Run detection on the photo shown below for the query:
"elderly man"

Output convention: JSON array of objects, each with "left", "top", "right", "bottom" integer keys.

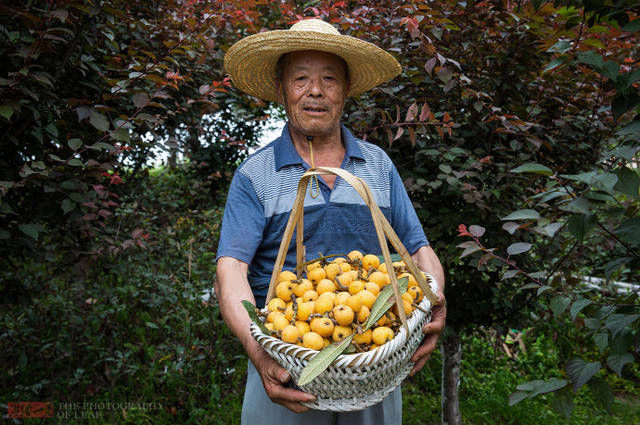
[{"left": 215, "top": 19, "right": 446, "bottom": 424}]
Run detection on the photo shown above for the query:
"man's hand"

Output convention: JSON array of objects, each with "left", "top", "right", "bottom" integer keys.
[
  {"left": 254, "top": 353, "right": 317, "bottom": 413},
  {"left": 409, "top": 292, "right": 446, "bottom": 376}
]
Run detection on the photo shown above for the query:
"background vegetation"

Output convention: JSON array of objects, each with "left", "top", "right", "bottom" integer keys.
[{"left": 1, "top": 0, "right": 638, "bottom": 423}]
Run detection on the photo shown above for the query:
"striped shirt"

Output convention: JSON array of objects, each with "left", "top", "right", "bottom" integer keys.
[{"left": 216, "top": 123, "right": 428, "bottom": 307}]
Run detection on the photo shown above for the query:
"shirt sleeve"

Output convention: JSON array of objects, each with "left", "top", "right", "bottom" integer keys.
[
  {"left": 389, "top": 163, "right": 429, "bottom": 254},
  {"left": 216, "top": 170, "right": 266, "bottom": 264}
]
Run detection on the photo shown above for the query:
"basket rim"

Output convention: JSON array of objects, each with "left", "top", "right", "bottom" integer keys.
[{"left": 250, "top": 295, "right": 432, "bottom": 366}]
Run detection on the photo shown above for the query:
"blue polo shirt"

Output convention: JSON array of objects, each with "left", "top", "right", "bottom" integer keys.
[{"left": 216, "top": 123, "right": 428, "bottom": 308}]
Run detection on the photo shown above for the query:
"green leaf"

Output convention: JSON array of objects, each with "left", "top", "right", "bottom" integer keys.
[
  {"left": 605, "top": 314, "right": 640, "bottom": 338},
  {"left": 19, "top": 223, "right": 45, "bottom": 240},
  {"left": 0, "top": 105, "right": 14, "bottom": 120},
  {"left": 559, "top": 197, "right": 594, "bottom": 215},
  {"left": 536, "top": 285, "right": 551, "bottom": 296},
  {"left": 614, "top": 167, "right": 640, "bottom": 200},
  {"left": 566, "top": 358, "right": 601, "bottom": 391},
  {"left": 508, "top": 391, "right": 528, "bottom": 406},
  {"left": 617, "top": 120, "right": 640, "bottom": 137},
  {"left": 298, "top": 334, "right": 354, "bottom": 386},
  {"left": 615, "top": 218, "right": 640, "bottom": 245},
  {"left": 241, "top": 300, "right": 270, "bottom": 334},
  {"left": 543, "top": 57, "right": 567, "bottom": 73},
  {"left": 145, "top": 321, "right": 159, "bottom": 329},
  {"left": 90, "top": 110, "right": 110, "bottom": 132},
  {"left": 110, "top": 127, "right": 130, "bottom": 142},
  {"left": 547, "top": 40, "right": 571, "bottom": 53},
  {"left": 67, "top": 138, "right": 82, "bottom": 150},
  {"left": 621, "top": 19, "right": 640, "bottom": 32},
  {"left": 591, "top": 173, "right": 618, "bottom": 194},
  {"left": 132, "top": 92, "right": 150, "bottom": 108},
  {"left": 364, "top": 276, "right": 408, "bottom": 331},
  {"left": 501, "top": 209, "right": 540, "bottom": 221},
  {"left": 0, "top": 229, "right": 9, "bottom": 239},
  {"left": 502, "top": 269, "right": 519, "bottom": 280},
  {"left": 567, "top": 214, "right": 596, "bottom": 241},
  {"left": 550, "top": 295, "right": 571, "bottom": 317},
  {"left": 570, "top": 298, "right": 592, "bottom": 320},
  {"left": 68, "top": 158, "right": 83, "bottom": 167},
  {"left": 607, "top": 353, "right": 634, "bottom": 377},
  {"left": 457, "top": 241, "right": 482, "bottom": 258},
  {"left": 88, "top": 142, "right": 116, "bottom": 152},
  {"left": 61, "top": 199, "right": 76, "bottom": 214},
  {"left": 560, "top": 172, "right": 596, "bottom": 185},
  {"left": 510, "top": 163, "right": 553, "bottom": 175},
  {"left": 551, "top": 387, "right": 574, "bottom": 419},
  {"left": 577, "top": 51, "right": 603, "bottom": 68},
  {"left": 587, "top": 376, "right": 614, "bottom": 413},
  {"left": 594, "top": 333, "right": 608, "bottom": 354},
  {"left": 506, "top": 242, "right": 532, "bottom": 255}
]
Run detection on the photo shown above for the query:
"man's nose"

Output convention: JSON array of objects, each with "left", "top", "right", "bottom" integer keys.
[{"left": 307, "top": 77, "right": 323, "bottom": 97}]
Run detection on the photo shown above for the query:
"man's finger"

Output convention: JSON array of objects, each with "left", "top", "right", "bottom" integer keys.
[
  {"left": 411, "top": 334, "right": 438, "bottom": 362},
  {"left": 409, "top": 354, "right": 430, "bottom": 376}
]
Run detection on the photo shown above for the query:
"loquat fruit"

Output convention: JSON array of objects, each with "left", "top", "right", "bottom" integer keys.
[
  {"left": 297, "top": 301, "right": 315, "bottom": 321},
  {"left": 293, "top": 279, "right": 313, "bottom": 297},
  {"left": 408, "top": 285, "right": 423, "bottom": 303},
  {"left": 267, "top": 298, "right": 286, "bottom": 312},
  {"left": 266, "top": 310, "right": 284, "bottom": 323},
  {"left": 273, "top": 314, "right": 290, "bottom": 331},
  {"left": 314, "top": 295, "right": 334, "bottom": 315},
  {"left": 316, "top": 278, "right": 337, "bottom": 295},
  {"left": 310, "top": 317, "right": 334, "bottom": 337},
  {"left": 332, "top": 325, "right": 353, "bottom": 342},
  {"left": 362, "top": 254, "right": 380, "bottom": 271},
  {"left": 348, "top": 280, "right": 365, "bottom": 295},
  {"left": 358, "top": 290, "right": 377, "bottom": 310},
  {"left": 294, "top": 320, "right": 311, "bottom": 335},
  {"left": 332, "top": 304, "right": 355, "bottom": 326},
  {"left": 353, "top": 329, "right": 372, "bottom": 345},
  {"left": 281, "top": 324, "right": 300, "bottom": 344},
  {"left": 302, "top": 290, "right": 319, "bottom": 302},
  {"left": 324, "top": 263, "right": 341, "bottom": 281},
  {"left": 364, "top": 281, "right": 380, "bottom": 296},
  {"left": 278, "top": 270, "right": 297, "bottom": 282},
  {"left": 275, "top": 281, "right": 294, "bottom": 302},
  {"left": 307, "top": 267, "right": 326, "bottom": 284},
  {"left": 346, "top": 294, "right": 363, "bottom": 313},
  {"left": 335, "top": 291, "right": 350, "bottom": 305},
  {"left": 348, "top": 250, "right": 363, "bottom": 262},
  {"left": 302, "top": 332, "right": 324, "bottom": 350},
  {"left": 357, "top": 305, "right": 370, "bottom": 323},
  {"left": 372, "top": 326, "right": 394, "bottom": 345}
]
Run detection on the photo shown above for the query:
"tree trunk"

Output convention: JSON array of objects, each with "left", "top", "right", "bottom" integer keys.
[{"left": 441, "top": 327, "right": 462, "bottom": 425}]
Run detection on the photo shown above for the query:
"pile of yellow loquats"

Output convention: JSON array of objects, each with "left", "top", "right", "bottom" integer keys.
[{"left": 260, "top": 250, "right": 426, "bottom": 352}]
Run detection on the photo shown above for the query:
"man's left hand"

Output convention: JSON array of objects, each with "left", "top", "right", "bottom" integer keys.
[{"left": 409, "top": 292, "right": 446, "bottom": 376}]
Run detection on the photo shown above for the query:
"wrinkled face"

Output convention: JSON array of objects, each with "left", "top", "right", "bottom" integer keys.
[{"left": 276, "top": 50, "right": 350, "bottom": 139}]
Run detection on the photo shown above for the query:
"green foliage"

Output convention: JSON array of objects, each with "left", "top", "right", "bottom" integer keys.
[
  {"left": 404, "top": 326, "right": 640, "bottom": 425},
  {"left": 1, "top": 169, "right": 245, "bottom": 423}
]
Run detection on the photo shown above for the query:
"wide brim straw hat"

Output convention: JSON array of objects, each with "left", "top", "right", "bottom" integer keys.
[{"left": 224, "top": 19, "right": 402, "bottom": 103}]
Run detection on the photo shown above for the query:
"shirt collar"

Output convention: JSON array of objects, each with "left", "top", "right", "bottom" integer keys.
[{"left": 274, "top": 122, "right": 365, "bottom": 171}]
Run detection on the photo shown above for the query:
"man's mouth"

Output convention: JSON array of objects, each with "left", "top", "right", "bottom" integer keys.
[{"left": 303, "top": 106, "right": 328, "bottom": 113}]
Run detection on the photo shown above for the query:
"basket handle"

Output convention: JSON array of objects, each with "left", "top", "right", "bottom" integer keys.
[{"left": 264, "top": 167, "right": 437, "bottom": 332}]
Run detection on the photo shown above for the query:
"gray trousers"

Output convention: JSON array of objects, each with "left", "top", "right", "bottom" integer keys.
[{"left": 241, "top": 361, "right": 402, "bottom": 425}]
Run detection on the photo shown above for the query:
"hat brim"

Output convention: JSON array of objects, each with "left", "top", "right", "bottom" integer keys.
[{"left": 224, "top": 30, "right": 402, "bottom": 102}]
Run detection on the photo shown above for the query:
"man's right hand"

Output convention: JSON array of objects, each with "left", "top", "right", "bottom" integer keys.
[{"left": 254, "top": 353, "right": 317, "bottom": 413}]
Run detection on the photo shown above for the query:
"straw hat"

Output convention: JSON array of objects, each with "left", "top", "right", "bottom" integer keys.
[{"left": 224, "top": 19, "right": 401, "bottom": 102}]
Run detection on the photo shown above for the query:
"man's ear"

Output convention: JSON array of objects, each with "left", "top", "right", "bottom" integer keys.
[{"left": 274, "top": 80, "right": 284, "bottom": 105}]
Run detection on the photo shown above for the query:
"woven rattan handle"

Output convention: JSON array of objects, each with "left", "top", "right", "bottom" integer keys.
[{"left": 265, "top": 167, "right": 437, "bottom": 332}]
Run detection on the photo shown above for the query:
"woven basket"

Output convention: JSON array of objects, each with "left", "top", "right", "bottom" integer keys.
[{"left": 255, "top": 167, "right": 438, "bottom": 412}]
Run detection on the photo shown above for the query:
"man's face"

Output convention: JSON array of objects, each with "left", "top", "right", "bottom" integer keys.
[{"left": 277, "top": 50, "right": 349, "bottom": 139}]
